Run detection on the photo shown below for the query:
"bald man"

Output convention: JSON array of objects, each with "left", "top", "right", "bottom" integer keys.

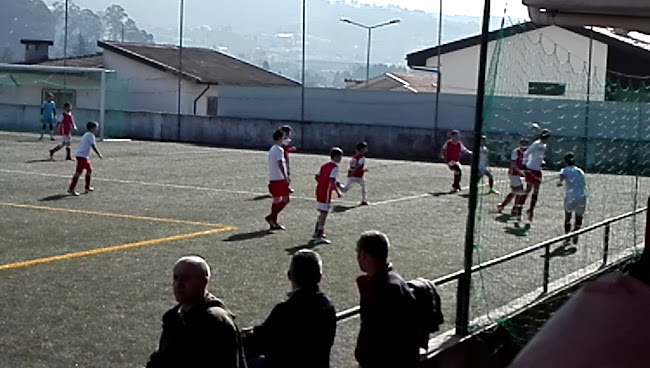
[{"left": 147, "top": 256, "right": 247, "bottom": 368}]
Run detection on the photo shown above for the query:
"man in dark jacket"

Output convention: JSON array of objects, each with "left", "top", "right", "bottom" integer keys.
[
  {"left": 147, "top": 256, "right": 247, "bottom": 368},
  {"left": 355, "top": 231, "right": 420, "bottom": 368},
  {"left": 242, "top": 249, "right": 337, "bottom": 368}
]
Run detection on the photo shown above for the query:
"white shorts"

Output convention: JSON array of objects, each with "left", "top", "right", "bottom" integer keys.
[
  {"left": 317, "top": 202, "right": 331, "bottom": 212},
  {"left": 61, "top": 135, "right": 71, "bottom": 144},
  {"left": 509, "top": 175, "right": 523, "bottom": 188},
  {"left": 447, "top": 161, "right": 462, "bottom": 170},
  {"left": 564, "top": 196, "right": 586, "bottom": 216}
]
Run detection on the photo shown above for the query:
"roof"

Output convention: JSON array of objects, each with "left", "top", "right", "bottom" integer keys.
[
  {"left": 347, "top": 72, "right": 437, "bottom": 93},
  {"left": 407, "top": 22, "right": 650, "bottom": 66},
  {"left": 20, "top": 39, "right": 54, "bottom": 45},
  {"left": 97, "top": 41, "right": 300, "bottom": 87},
  {"left": 34, "top": 54, "right": 104, "bottom": 68}
]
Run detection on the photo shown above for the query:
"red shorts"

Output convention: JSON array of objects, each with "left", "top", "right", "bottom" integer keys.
[
  {"left": 75, "top": 157, "right": 92, "bottom": 173},
  {"left": 525, "top": 170, "right": 542, "bottom": 184},
  {"left": 268, "top": 180, "right": 291, "bottom": 198}
]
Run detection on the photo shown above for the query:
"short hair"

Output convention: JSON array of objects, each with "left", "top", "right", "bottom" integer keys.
[
  {"left": 46, "top": 92, "right": 54, "bottom": 98},
  {"left": 357, "top": 142, "right": 368, "bottom": 151},
  {"left": 289, "top": 250, "right": 323, "bottom": 287},
  {"left": 565, "top": 152, "right": 576, "bottom": 165},
  {"left": 520, "top": 137, "right": 530, "bottom": 145},
  {"left": 63, "top": 102, "right": 71, "bottom": 108},
  {"left": 330, "top": 147, "right": 343, "bottom": 159},
  {"left": 451, "top": 130, "right": 460, "bottom": 136},
  {"left": 540, "top": 129, "right": 551, "bottom": 139},
  {"left": 273, "top": 129, "right": 284, "bottom": 141},
  {"left": 174, "top": 255, "right": 211, "bottom": 278},
  {"left": 280, "top": 125, "right": 292, "bottom": 133},
  {"left": 86, "top": 121, "right": 99, "bottom": 130},
  {"left": 357, "top": 230, "right": 390, "bottom": 263}
]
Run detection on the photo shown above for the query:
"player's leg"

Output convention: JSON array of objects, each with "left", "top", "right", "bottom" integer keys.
[
  {"left": 486, "top": 170, "right": 498, "bottom": 194},
  {"left": 40, "top": 123, "right": 46, "bottom": 140},
  {"left": 49, "top": 123, "right": 55, "bottom": 140},
  {"left": 563, "top": 211, "right": 572, "bottom": 246},
  {"left": 527, "top": 183, "right": 540, "bottom": 221},
  {"left": 339, "top": 177, "right": 354, "bottom": 193},
  {"left": 84, "top": 161, "right": 94, "bottom": 192},
  {"left": 359, "top": 178, "right": 368, "bottom": 204},
  {"left": 273, "top": 195, "right": 290, "bottom": 229},
  {"left": 572, "top": 197, "right": 585, "bottom": 244},
  {"left": 63, "top": 137, "right": 72, "bottom": 160},
  {"left": 266, "top": 196, "right": 282, "bottom": 229},
  {"left": 450, "top": 163, "right": 462, "bottom": 191},
  {"left": 313, "top": 205, "right": 331, "bottom": 244},
  {"left": 68, "top": 158, "right": 85, "bottom": 195}
]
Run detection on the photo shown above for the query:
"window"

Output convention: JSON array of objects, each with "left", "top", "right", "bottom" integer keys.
[
  {"left": 528, "top": 82, "right": 566, "bottom": 96},
  {"left": 42, "top": 89, "right": 76, "bottom": 109},
  {"left": 207, "top": 97, "right": 219, "bottom": 116}
]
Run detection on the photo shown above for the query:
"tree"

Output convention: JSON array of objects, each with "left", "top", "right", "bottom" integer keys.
[
  {"left": 0, "top": 0, "right": 55, "bottom": 62},
  {"left": 71, "top": 33, "right": 88, "bottom": 56},
  {"left": 101, "top": 4, "right": 153, "bottom": 43}
]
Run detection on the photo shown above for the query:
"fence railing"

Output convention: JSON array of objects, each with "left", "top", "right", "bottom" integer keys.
[{"left": 336, "top": 205, "right": 648, "bottom": 323}]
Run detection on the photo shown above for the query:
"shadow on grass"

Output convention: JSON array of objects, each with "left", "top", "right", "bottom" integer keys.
[
  {"left": 285, "top": 240, "right": 320, "bottom": 255},
  {"left": 494, "top": 214, "right": 512, "bottom": 223},
  {"left": 39, "top": 194, "right": 70, "bottom": 201},
  {"left": 332, "top": 205, "right": 358, "bottom": 213},
  {"left": 247, "top": 194, "right": 271, "bottom": 201},
  {"left": 223, "top": 230, "right": 272, "bottom": 242},
  {"left": 429, "top": 190, "right": 456, "bottom": 197},
  {"left": 504, "top": 223, "right": 531, "bottom": 237},
  {"left": 542, "top": 245, "right": 578, "bottom": 259},
  {"left": 25, "top": 158, "right": 54, "bottom": 164}
]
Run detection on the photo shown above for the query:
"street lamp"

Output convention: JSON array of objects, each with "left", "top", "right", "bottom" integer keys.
[{"left": 340, "top": 17, "right": 401, "bottom": 88}]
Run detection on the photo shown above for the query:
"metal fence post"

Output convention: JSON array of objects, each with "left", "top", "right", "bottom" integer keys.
[
  {"left": 602, "top": 224, "right": 610, "bottom": 267},
  {"left": 543, "top": 244, "right": 550, "bottom": 294}
]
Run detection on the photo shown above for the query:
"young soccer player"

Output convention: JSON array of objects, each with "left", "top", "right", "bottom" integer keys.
[
  {"left": 518, "top": 129, "right": 551, "bottom": 221},
  {"left": 558, "top": 152, "right": 586, "bottom": 245},
  {"left": 313, "top": 147, "right": 343, "bottom": 245},
  {"left": 40, "top": 93, "right": 57, "bottom": 141},
  {"left": 339, "top": 141, "right": 369, "bottom": 205},
  {"left": 441, "top": 130, "right": 472, "bottom": 192},
  {"left": 265, "top": 129, "right": 291, "bottom": 230},
  {"left": 280, "top": 125, "right": 296, "bottom": 193},
  {"left": 49, "top": 102, "right": 77, "bottom": 160},
  {"left": 478, "top": 135, "right": 499, "bottom": 194},
  {"left": 68, "top": 121, "right": 102, "bottom": 196},
  {"left": 498, "top": 137, "right": 529, "bottom": 215}
]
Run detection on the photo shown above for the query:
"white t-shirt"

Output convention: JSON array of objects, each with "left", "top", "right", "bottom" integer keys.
[
  {"left": 560, "top": 166, "right": 586, "bottom": 199},
  {"left": 268, "top": 144, "right": 286, "bottom": 181},
  {"left": 479, "top": 146, "right": 489, "bottom": 170},
  {"left": 76, "top": 132, "right": 96, "bottom": 158},
  {"left": 523, "top": 140, "right": 547, "bottom": 171}
]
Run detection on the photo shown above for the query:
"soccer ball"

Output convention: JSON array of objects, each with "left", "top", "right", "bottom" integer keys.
[{"left": 529, "top": 122, "right": 541, "bottom": 138}]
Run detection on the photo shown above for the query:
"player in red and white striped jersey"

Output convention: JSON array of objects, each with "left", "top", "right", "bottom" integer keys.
[
  {"left": 312, "top": 148, "right": 343, "bottom": 245},
  {"left": 339, "top": 142, "right": 369, "bottom": 205},
  {"left": 49, "top": 102, "right": 77, "bottom": 160},
  {"left": 280, "top": 125, "right": 297, "bottom": 193},
  {"left": 498, "top": 137, "right": 529, "bottom": 215},
  {"left": 441, "top": 130, "right": 472, "bottom": 192}
]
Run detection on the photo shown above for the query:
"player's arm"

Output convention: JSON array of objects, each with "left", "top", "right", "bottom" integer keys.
[
  {"left": 277, "top": 160, "right": 289, "bottom": 183},
  {"left": 440, "top": 142, "right": 447, "bottom": 160},
  {"left": 557, "top": 170, "right": 565, "bottom": 186},
  {"left": 92, "top": 144, "right": 103, "bottom": 159},
  {"left": 462, "top": 143, "right": 472, "bottom": 155},
  {"left": 330, "top": 178, "right": 341, "bottom": 198}
]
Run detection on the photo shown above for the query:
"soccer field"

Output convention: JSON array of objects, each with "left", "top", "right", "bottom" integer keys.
[{"left": 1, "top": 131, "right": 647, "bottom": 368}]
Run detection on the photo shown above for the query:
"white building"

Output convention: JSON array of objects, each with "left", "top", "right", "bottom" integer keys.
[{"left": 407, "top": 22, "right": 650, "bottom": 101}]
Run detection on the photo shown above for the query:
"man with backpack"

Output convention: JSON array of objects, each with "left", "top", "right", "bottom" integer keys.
[{"left": 354, "top": 231, "right": 420, "bottom": 368}]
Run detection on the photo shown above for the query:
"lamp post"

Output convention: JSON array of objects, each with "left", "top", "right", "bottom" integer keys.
[{"left": 340, "top": 17, "right": 401, "bottom": 88}]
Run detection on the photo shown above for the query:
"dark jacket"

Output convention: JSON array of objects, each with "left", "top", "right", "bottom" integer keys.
[
  {"left": 245, "top": 286, "right": 337, "bottom": 368},
  {"left": 355, "top": 264, "right": 420, "bottom": 368},
  {"left": 147, "top": 293, "right": 247, "bottom": 368}
]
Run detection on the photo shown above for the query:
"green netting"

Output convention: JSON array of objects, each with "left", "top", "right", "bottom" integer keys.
[
  {"left": 469, "top": 20, "right": 649, "bottom": 344},
  {"left": 0, "top": 70, "right": 129, "bottom": 138}
]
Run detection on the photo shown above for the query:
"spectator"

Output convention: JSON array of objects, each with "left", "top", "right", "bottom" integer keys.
[
  {"left": 242, "top": 249, "right": 336, "bottom": 368},
  {"left": 355, "top": 231, "right": 420, "bottom": 368},
  {"left": 147, "top": 256, "right": 247, "bottom": 368}
]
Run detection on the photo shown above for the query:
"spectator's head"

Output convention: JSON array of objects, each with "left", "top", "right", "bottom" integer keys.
[
  {"left": 86, "top": 121, "right": 99, "bottom": 134},
  {"left": 519, "top": 137, "right": 529, "bottom": 149},
  {"left": 273, "top": 129, "right": 284, "bottom": 143},
  {"left": 280, "top": 125, "right": 292, "bottom": 139},
  {"left": 64, "top": 102, "right": 71, "bottom": 111},
  {"left": 565, "top": 152, "right": 576, "bottom": 166},
  {"left": 356, "top": 230, "right": 390, "bottom": 275},
  {"left": 357, "top": 141, "right": 368, "bottom": 154},
  {"left": 540, "top": 129, "right": 551, "bottom": 142},
  {"left": 288, "top": 249, "right": 323, "bottom": 290},
  {"left": 173, "top": 255, "right": 210, "bottom": 310},
  {"left": 330, "top": 147, "right": 343, "bottom": 163}
]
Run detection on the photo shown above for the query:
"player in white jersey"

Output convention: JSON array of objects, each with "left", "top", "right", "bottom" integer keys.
[
  {"left": 478, "top": 136, "right": 499, "bottom": 194},
  {"left": 518, "top": 129, "right": 551, "bottom": 221},
  {"left": 558, "top": 152, "right": 586, "bottom": 245}
]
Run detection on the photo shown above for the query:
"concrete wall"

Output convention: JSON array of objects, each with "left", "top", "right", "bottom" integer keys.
[
  {"left": 426, "top": 26, "right": 608, "bottom": 100},
  {"left": 216, "top": 86, "right": 474, "bottom": 129}
]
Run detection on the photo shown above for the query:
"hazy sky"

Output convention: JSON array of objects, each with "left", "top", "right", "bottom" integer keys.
[{"left": 357, "top": 0, "right": 530, "bottom": 18}]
